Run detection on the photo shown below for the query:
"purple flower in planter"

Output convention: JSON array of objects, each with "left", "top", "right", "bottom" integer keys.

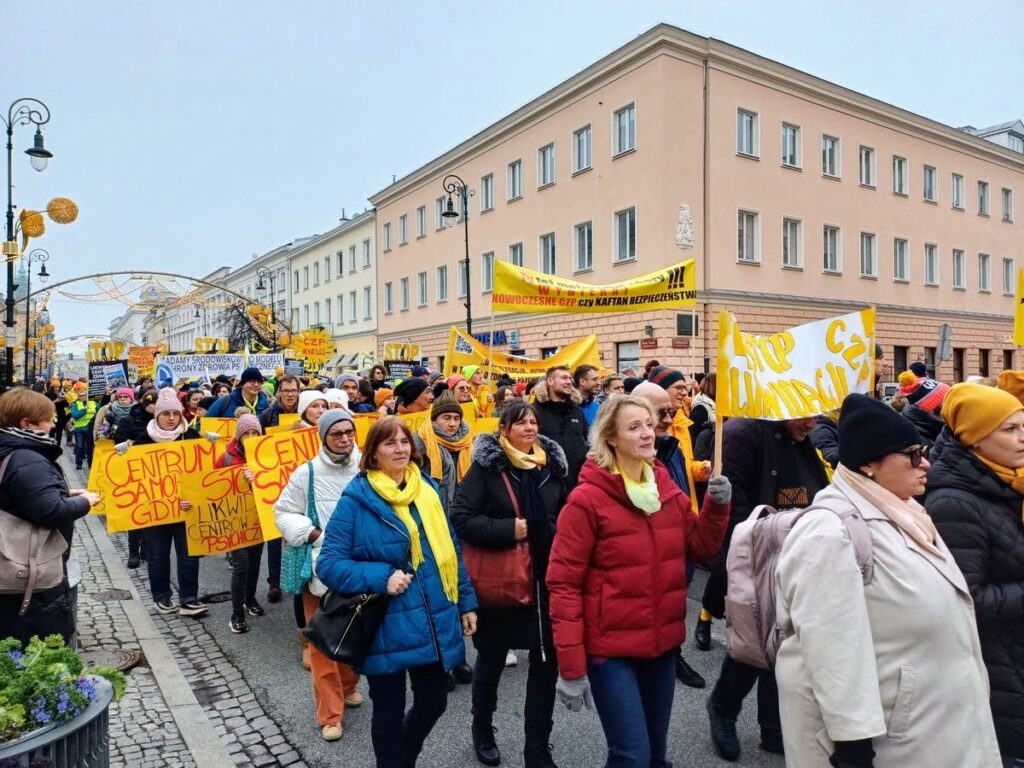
[
  {"left": 75, "top": 676, "right": 98, "bottom": 702},
  {"left": 31, "top": 696, "right": 51, "bottom": 725},
  {"left": 6, "top": 649, "right": 25, "bottom": 668}
]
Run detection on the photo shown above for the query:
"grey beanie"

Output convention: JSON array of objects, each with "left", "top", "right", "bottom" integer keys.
[
  {"left": 334, "top": 373, "right": 359, "bottom": 388},
  {"left": 318, "top": 408, "right": 355, "bottom": 442}
]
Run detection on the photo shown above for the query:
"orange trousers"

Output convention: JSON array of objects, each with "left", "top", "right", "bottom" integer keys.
[{"left": 302, "top": 588, "right": 361, "bottom": 726}]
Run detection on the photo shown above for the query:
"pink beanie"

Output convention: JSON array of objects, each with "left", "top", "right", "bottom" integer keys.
[
  {"left": 115, "top": 387, "right": 135, "bottom": 399},
  {"left": 235, "top": 413, "right": 262, "bottom": 438},
  {"left": 153, "top": 388, "right": 183, "bottom": 416}
]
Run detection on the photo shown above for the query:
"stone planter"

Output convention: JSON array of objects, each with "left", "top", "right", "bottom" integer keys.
[{"left": 0, "top": 676, "right": 113, "bottom": 767}]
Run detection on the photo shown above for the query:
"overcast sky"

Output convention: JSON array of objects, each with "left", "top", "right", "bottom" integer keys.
[{"left": 7, "top": 0, "right": 1022, "bottom": 352}]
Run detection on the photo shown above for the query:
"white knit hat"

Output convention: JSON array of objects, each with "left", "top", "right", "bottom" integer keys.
[{"left": 298, "top": 389, "right": 327, "bottom": 417}]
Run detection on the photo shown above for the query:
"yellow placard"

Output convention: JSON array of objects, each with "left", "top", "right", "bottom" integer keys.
[
  {"left": 244, "top": 428, "right": 321, "bottom": 541},
  {"left": 472, "top": 418, "right": 499, "bottom": 436},
  {"left": 200, "top": 417, "right": 236, "bottom": 438},
  {"left": 1013, "top": 269, "right": 1024, "bottom": 346},
  {"left": 492, "top": 259, "right": 695, "bottom": 313},
  {"left": 353, "top": 414, "right": 379, "bottom": 447},
  {"left": 88, "top": 441, "right": 115, "bottom": 493},
  {"left": 288, "top": 328, "right": 333, "bottom": 366},
  {"left": 180, "top": 465, "right": 264, "bottom": 556},
  {"left": 127, "top": 345, "right": 160, "bottom": 379},
  {"left": 460, "top": 403, "right": 476, "bottom": 423},
  {"left": 278, "top": 413, "right": 300, "bottom": 428},
  {"left": 442, "top": 326, "right": 600, "bottom": 384}
]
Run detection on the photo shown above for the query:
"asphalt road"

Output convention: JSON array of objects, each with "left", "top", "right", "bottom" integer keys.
[{"left": 191, "top": 554, "right": 786, "bottom": 768}]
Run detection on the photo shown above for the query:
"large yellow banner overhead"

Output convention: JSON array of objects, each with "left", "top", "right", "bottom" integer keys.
[
  {"left": 442, "top": 326, "right": 601, "bottom": 383},
  {"left": 716, "top": 308, "right": 876, "bottom": 420},
  {"left": 491, "top": 259, "right": 696, "bottom": 313}
]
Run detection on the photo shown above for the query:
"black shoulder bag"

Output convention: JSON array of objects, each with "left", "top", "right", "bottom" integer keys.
[{"left": 303, "top": 590, "right": 390, "bottom": 665}]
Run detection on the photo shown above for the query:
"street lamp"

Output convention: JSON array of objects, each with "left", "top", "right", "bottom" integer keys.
[
  {"left": 255, "top": 267, "right": 278, "bottom": 350},
  {"left": 22, "top": 248, "right": 49, "bottom": 383},
  {"left": 3, "top": 98, "right": 52, "bottom": 390},
  {"left": 32, "top": 309, "right": 49, "bottom": 382},
  {"left": 441, "top": 174, "right": 473, "bottom": 335}
]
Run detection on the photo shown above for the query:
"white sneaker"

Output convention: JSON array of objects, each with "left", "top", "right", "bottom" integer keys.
[{"left": 505, "top": 650, "right": 518, "bottom": 667}]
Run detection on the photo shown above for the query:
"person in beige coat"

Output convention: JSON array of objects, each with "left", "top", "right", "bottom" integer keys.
[{"left": 775, "top": 394, "right": 1000, "bottom": 768}]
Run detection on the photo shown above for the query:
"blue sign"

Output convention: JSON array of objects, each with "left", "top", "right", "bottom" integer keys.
[{"left": 472, "top": 330, "right": 508, "bottom": 346}]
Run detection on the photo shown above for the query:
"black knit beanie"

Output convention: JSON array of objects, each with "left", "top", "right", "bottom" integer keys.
[
  {"left": 394, "top": 377, "right": 429, "bottom": 407},
  {"left": 648, "top": 366, "right": 685, "bottom": 390},
  {"left": 838, "top": 393, "right": 921, "bottom": 470}
]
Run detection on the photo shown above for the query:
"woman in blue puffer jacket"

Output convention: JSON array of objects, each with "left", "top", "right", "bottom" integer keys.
[{"left": 316, "top": 416, "right": 478, "bottom": 768}]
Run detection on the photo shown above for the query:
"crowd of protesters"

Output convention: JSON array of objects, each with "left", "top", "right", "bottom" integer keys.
[{"left": 3, "top": 352, "right": 1022, "bottom": 768}]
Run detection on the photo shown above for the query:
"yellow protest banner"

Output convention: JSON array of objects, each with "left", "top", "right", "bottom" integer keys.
[
  {"left": 1014, "top": 269, "right": 1024, "bottom": 346},
  {"left": 245, "top": 428, "right": 321, "bottom": 541},
  {"left": 398, "top": 411, "right": 431, "bottom": 435},
  {"left": 716, "top": 308, "right": 876, "bottom": 420},
  {"left": 442, "top": 326, "right": 600, "bottom": 383},
  {"left": 492, "top": 259, "right": 695, "bottom": 313},
  {"left": 180, "top": 465, "right": 263, "bottom": 556},
  {"left": 288, "top": 329, "right": 333, "bottom": 366},
  {"left": 201, "top": 417, "right": 236, "bottom": 438},
  {"left": 100, "top": 440, "right": 225, "bottom": 532},
  {"left": 460, "top": 403, "right": 477, "bottom": 424},
  {"left": 472, "top": 417, "right": 499, "bottom": 436},
  {"left": 88, "top": 441, "right": 115, "bottom": 493},
  {"left": 127, "top": 345, "right": 160, "bottom": 380},
  {"left": 278, "top": 413, "right": 300, "bottom": 428},
  {"left": 353, "top": 414, "right": 378, "bottom": 447}
]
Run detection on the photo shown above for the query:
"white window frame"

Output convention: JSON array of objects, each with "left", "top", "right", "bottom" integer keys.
[
  {"left": 416, "top": 205, "right": 426, "bottom": 237},
  {"left": 417, "top": 271, "right": 428, "bottom": 307},
  {"left": 858, "top": 145, "right": 875, "bottom": 186},
  {"left": 314, "top": 301, "right": 320, "bottom": 325},
  {"left": 923, "top": 165, "right": 937, "bottom": 202},
  {"left": 859, "top": 232, "right": 877, "bottom": 278},
  {"left": 1002, "top": 257, "right": 1015, "bottom": 296},
  {"left": 736, "top": 109, "right": 759, "bottom": 158},
  {"left": 293, "top": 270, "right": 299, "bottom": 293},
  {"left": 313, "top": 262, "right": 320, "bottom": 286},
  {"left": 737, "top": 210, "right": 760, "bottom": 264},
  {"left": 303, "top": 266, "right": 309, "bottom": 290},
  {"left": 978, "top": 180, "right": 990, "bottom": 215},
  {"left": 781, "top": 123, "right": 800, "bottom": 168},
  {"left": 436, "top": 265, "right": 448, "bottom": 302},
  {"left": 480, "top": 174, "right": 494, "bottom": 212},
  {"left": 435, "top": 196, "right": 446, "bottom": 229},
  {"left": 325, "top": 297, "right": 332, "bottom": 324},
  {"left": 782, "top": 217, "right": 802, "bottom": 269},
  {"left": 952, "top": 173, "right": 965, "bottom": 210},
  {"left": 823, "top": 225, "right": 842, "bottom": 273},
  {"left": 383, "top": 222, "right": 392, "bottom": 251},
  {"left": 978, "top": 253, "right": 991, "bottom": 293},
  {"left": 952, "top": 249, "right": 966, "bottom": 289},
  {"left": 893, "top": 238, "right": 909, "bottom": 282},
  {"left": 892, "top": 156, "right": 908, "bottom": 195},
  {"left": 399, "top": 277, "right": 409, "bottom": 310},
  {"left": 507, "top": 160, "right": 523, "bottom": 200},
  {"left": 612, "top": 103, "right": 635, "bottom": 156},
  {"left": 508, "top": 242, "right": 523, "bottom": 268},
  {"left": 349, "top": 290, "right": 357, "bottom": 323},
  {"left": 614, "top": 207, "right": 636, "bottom": 263},
  {"left": 822, "top": 135, "right": 840, "bottom": 178},
  {"left": 924, "top": 244, "right": 939, "bottom": 286},
  {"left": 363, "top": 286, "right": 372, "bottom": 320},
  {"left": 349, "top": 245, "right": 356, "bottom": 273},
  {"left": 574, "top": 220, "right": 593, "bottom": 272},
  {"left": 324, "top": 257, "right": 331, "bottom": 283},
  {"left": 481, "top": 251, "right": 494, "bottom": 293},
  {"left": 339, "top": 292, "right": 346, "bottom": 323},
  {"left": 540, "top": 233, "right": 556, "bottom": 274},
  {"left": 572, "top": 125, "right": 592, "bottom": 172},
  {"left": 457, "top": 259, "right": 468, "bottom": 298},
  {"left": 1002, "top": 188, "right": 1014, "bottom": 221},
  {"left": 363, "top": 239, "right": 371, "bottom": 268},
  {"left": 538, "top": 143, "right": 555, "bottom": 187},
  {"left": 399, "top": 214, "right": 408, "bottom": 245}
]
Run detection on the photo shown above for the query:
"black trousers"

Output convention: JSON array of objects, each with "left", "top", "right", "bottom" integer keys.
[
  {"left": 472, "top": 645, "right": 558, "bottom": 750},
  {"left": 265, "top": 538, "right": 281, "bottom": 587},
  {"left": 230, "top": 542, "right": 264, "bottom": 615},
  {"left": 709, "top": 655, "right": 781, "bottom": 734},
  {"left": 367, "top": 662, "right": 449, "bottom": 767}
]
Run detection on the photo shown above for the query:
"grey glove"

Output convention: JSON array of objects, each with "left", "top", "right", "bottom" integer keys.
[
  {"left": 114, "top": 441, "right": 131, "bottom": 456},
  {"left": 555, "top": 675, "right": 594, "bottom": 712},
  {"left": 204, "top": 431, "right": 220, "bottom": 443},
  {"left": 707, "top": 475, "right": 732, "bottom": 505}
]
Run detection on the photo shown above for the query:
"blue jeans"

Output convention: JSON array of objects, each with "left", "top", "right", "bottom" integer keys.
[
  {"left": 265, "top": 537, "right": 281, "bottom": 587},
  {"left": 588, "top": 652, "right": 676, "bottom": 767},
  {"left": 367, "top": 662, "right": 449, "bottom": 768},
  {"left": 73, "top": 430, "right": 88, "bottom": 468},
  {"left": 144, "top": 522, "right": 200, "bottom": 604}
]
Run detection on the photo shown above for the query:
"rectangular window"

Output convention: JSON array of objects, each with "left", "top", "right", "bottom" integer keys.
[
  {"left": 980, "top": 348, "right": 990, "bottom": 378},
  {"left": 363, "top": 286, "right": 371, "bottom": 319},
  {"left": 349, "top": 290, "right": 357, "bottom": 322},
  {"left": 303, "top": 266, "right": 309, "bottom": 290},
  {"left": 538, "top": 143, "right": 555, "bottom": 187},
  {"left": 383, "top": 222, "right": 392, "bottom": 251},
  {"left": 399, "top": 214, "right": 408, "bottom": 244},
  {"left": 736, "top": 109, "right": 758, "bottom": 157},
  {"left": 1003, "top": 188, "right": 1014, "bottom": 221},
  {"left": 313, "top": 262, "right": 320, "bottom": 286},
  {"left": 458, "top": 259, "right": 468, "bottom": 298},
  {"left": 858, "top": 145, "right": 874, "bottom": 186},
  {"left": 574, "top": 221, "right": 593, "bottom": 272},
  {"left": 325, "top": 298, "right": 332, "bottom": 324},
  {"left": 1011, "top": 135, "right": 1024, "bottom": 153},
  {"left": 435, "top": 196, "right": 446, "bottom": 229},
  {"left": 437, "top": 265, "right": 448, "bottom": 302},
  {"left": 978, "top": 181, "right": 989, "bottom": 215},
  {"left": 540, "top": 233, "right": 556, "bottom": 274},
  {"left": 614, "top": 207, "right": 636, "bottom": 263},
  {"left": 737, "top": 210, "right": 760, "bottom": 264},
  {"left": 781, "top": 123, "right": 800, "bottom": 167},
  {"left": 782, "top": 217, "right": 802, "bottom": 268},
  {"left": 923, "top": 165, "right": 937, "bottom": 202},
  {"left": 507, "top": 160, "right": 522, "bottom": 200},
  {"left": 293, "top": 270, "right": 299, "bottom": 293},
  {"left": 362, "top": 239, "right": 371, "bottom": 268},
  {"left": 480, "top": 174, "right": 494, "bottom": 211},
  {"left": 482, "top": 251, "right": 494, "bottom": 293},
  {"left": 952, "top": 249, "right": 966, "bottom": 289},
  {"left": 303, "top": 305, "right": 309, "bottom": 328},
  {"left": 1003, "top": 257, "right": 1015, "bottom": 296},
  {"left": 338, "top": 293, "right": 346, "bottom": 323},
  {"left": 314, "top": 301, "right": 320, "bottom": 325},
  {"left": 860, "top": 232, "right": 877, "bottom": 277},
  {"left": 416, "top": 271, "right": 427, "bottom": 306},
  {"left": 952, "top": 173, "right": 965, "bottom": 209},
  {"left": 893, "top": 238, "right": 908, "bottom": 281},
  {"left": 924, "top": 243, "right": 939, "bottom": 285},
  {"left": 399, "top": 278, "right": 409, "bottom": 310},
  {"left": 573, "top": 125, "right": 592, "bottom": 172},
  {"left": 508, "top": 242, "right": 523, "bottom": 267},
  {"left": 349, "top": 245, "right": 356, "bottom": 273},
  {"left": 822, "top": 135, "right": 840, "bottom": 177},
  {"left": 336, "top": 251, "right": 344, "bottom": 275},
  {"left": 979, "top": 253, "right": 991, "bottom": 292},
  {"left": 892, "top": 156, "right": 908, "bottom": 195},
  {"left": 416, "top": 205, "right": 426, "bottom": 236},
  {"left": 823, "top": 225, "right": 841, "bottom": 273},
  {"left": 613, "top": 104, "right": 635, "bottom": 155}
]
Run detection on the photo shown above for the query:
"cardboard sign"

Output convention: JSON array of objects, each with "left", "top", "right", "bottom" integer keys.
[
  {"left": 127, "top": 345, "right": 160, "bottom": 380},
  {"left": 443, "top": 326, "right": 600, "bottom": 384},
  {"left": 180, "top": 465, "right": 264, "bottom": 556},
  {"left": 245, "top": 428, "right": 321, "bottom": 541},
  {"left": 353, "top": 414, "right": 379, "bottom": 447},
  {"left": 88, "top": 441, "right": 115, "bottom": 493},
  {"left": 88, "top": 360, "right": 129, "bottom": 399},
  {"left": 200, "top": 417, "right": 237, "bottom": 438},
  {"left": 155, "top": 354, "right": 283, "bottom": 389}
]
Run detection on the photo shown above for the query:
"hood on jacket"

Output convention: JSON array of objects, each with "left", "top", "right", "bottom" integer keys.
[
  {"left": 926, "top": 426, "right": 1024, "bottom": 506},
  {"left": 531, "top": 379, "right": 582, "bottom": 406},
  {"left": 575, "top": 457, "right": 683, "bottom": 511},
  {"left": 902, "top": 402, "right": 944, "bottom": 439},
  {"left": 471, "top": 431, "right": 568, "bottom": 477}
]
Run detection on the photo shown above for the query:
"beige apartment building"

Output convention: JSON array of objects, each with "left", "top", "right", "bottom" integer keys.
[{"left": 370, "top": 24, "right": 1024, "bottom": 383}]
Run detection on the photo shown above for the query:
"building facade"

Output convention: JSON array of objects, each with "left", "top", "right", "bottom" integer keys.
[{"left": 369, "top": 24, "right": 1024, "bottom": 383}]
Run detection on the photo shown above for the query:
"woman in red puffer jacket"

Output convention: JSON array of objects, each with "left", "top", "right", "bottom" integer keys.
[{"left": 546, "top": 394, "right": 730, "bottom": 767}]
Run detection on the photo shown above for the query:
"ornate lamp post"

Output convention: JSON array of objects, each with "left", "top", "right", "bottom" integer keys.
[
  {"left": 22, "top": 248, "right": 48, "bottom": 382},
  {"left": 255, "top": 267, "right": 278, "bottom": 350},
  {"left": 3, "top": 98, "right": 52, "bottom": 390},
  {"left": 441, "top": 174, "right": 473, "bottom": 334}
]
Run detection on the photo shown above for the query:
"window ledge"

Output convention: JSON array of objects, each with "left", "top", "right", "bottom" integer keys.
[
  {"left": 399, "top": 242, "right": 408, "bottom": 248},
  {"left": 980, "top": 289, "right": 992, "bottom": 294},
  {"left": 859, "top": 183, "right": 876, "bottom": 190},
  {"left": 737, "top": 259, "right": 761, "bottom": 266},
  {"left": 736, "top": 152, "right": 760, "bottom": 161},
  {"left": 416, "top": 234, "right": 426, "bottom": 240},
  {"left": 952, "top": 206, "right": 965, "bottom": 213},
  {"left": 383, "top": 248, "right": 392, "bottom": 254},
  {"left": 437, "top": 299, "right": 447, "bottom": 304},
  {"left": 823, "top": 269, "right": 843, "bottom": 276},
  {"left": 781, "top": 163, "right": 802, "bottom": 172},
  {"left": 571, "top": 166, "right": 592, "bottom": 177},
  {"left": 892, "top": 192, "right": 908, "bottom": 198},
  {"left": 923, "top": 198, "right": 937, "bottom": 205},
  {"left": 953, "top": 286, "right": 966, "bottom": 291},
  {"left": 537, "top": 181, "right": 555, "bottom": 191},
  {"left": 612, "top": 147, "right": 636, "bottom": 160},
  {"left": 822, "top": 173, "right": 842, "bottom": 182},
  {"left": 507, "top": 195, "right": 523, "bottom": 204},
  {"left": 482, "top": 289, "right": 492, "bottom": 295},
  {"left": 978, "top": 212, "right": 990, "bottom": 219},
  {"left": 860, "top": 275, "right": 878, "bottom": 281},
  {"left": 574, "top": 267, "right": 594, "bottom": 275},
  {"left": 613, "top": 257, "right": 637, "bottom": 266},
  {"left": 893, "top": 278, "right": 909, "bottom": 284},
  {"left": 480, "top": 207, "right": 494, "bottom": 215},
  {"left": 1003, "top": 217, "right": 1015, "bottom": 223},
  {"left": 782, "top": 264, "right": 803, "bottom": 271},
  {"left": 924, "top": 283, "right": 939, "bottom": 288}
]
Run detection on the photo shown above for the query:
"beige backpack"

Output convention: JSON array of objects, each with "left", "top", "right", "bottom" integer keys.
[{"left": 0, "top": 455, "right": 69, "bottom": 615}]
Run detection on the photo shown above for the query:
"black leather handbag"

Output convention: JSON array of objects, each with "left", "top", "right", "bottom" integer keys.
[{"left": 303, "top": 591, "right": 389, "bottom": 665}]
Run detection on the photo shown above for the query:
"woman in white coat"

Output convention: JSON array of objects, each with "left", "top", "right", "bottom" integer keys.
[
  {"left": 274, "top": 409, "right": 363, "bottom": 742},
  {"left": 775, "top": 394, "right": 1000, "bottom": 768}
]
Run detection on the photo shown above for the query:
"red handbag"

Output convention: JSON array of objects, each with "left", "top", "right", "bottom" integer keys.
[{"left": 460, "top": 472, "right": 534, "bottom": 608}]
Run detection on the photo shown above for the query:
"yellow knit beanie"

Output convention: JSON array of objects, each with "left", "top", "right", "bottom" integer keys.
[
  {"left": 997, "top": 370, "right": 1024, "bottom": 406},
  {"left": 941, "top": 382, "right": 1024, "bottom": 446}
]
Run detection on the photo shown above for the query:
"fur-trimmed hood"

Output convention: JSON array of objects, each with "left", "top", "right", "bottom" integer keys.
[
  {"left": 472, "top": 431, "right": 568, "bottom": 477},
  {"left": 531, "top": 379, "right": 581, "bottom": 405}
]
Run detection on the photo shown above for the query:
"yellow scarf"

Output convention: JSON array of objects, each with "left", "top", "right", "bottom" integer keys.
[
  {"left": 366, "top": 466, "right": 460, "bottom": 603},
  {"left": 974, "top": 451, "right": 1024, "bottom": 523},
  {"left": 418, "top": 421, "right": 473, "bottom": 483},
  {"left": 614, "top": 462, "right": 661, "bottom": 515},
  {"left": 499, "top": 435, "right": 547, "bottom": 470}
]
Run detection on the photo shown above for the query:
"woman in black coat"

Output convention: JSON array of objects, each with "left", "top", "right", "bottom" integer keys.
[
  {"left": 451, "top": 401, "right": 567, "bottom": 768},
  {"left": 0, "top": 389, "right": 100, "bottom": 646},
  {"left": 926, "top": 384, "right": 1024, "bottom": 767}
]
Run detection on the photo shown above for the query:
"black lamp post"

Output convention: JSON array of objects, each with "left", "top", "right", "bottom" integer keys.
[
  {"left": 32, "top": 309, "right": 48, "bottom": 382},
  {"left": 3, "top": 98, "right": 52, "bottom": 390},
  {"left": 255, "top": 267, "right": 277, "bottom": 350},
  {"left": 23, "top": 248, "right": 49, "bottom": 383},
  {"left": 441, "top": 174, "right": 473, "bottom": 335}
]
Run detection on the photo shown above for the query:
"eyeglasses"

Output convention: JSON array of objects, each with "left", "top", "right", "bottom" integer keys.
[
  {"left": 657, "top": 408, "right": 677, "bottom": 421},
  {"left": 899, "top": 444, "right": 930, "bottom": 468},
  {"left": 327, "top": 428, "right": 356, "bottom": 439},
  {"left": 454, "top": 384, "right": 470, "bottom": 391}
]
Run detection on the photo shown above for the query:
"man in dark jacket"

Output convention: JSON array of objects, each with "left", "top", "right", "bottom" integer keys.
[
  {"left": 706, "top": 416, "right": 829, "bottom": 761},
  {"left": 533, "top": 366, "right": 588, "bottom": 490},
  {"left": 810, "top": 412, "right": 839, "bottom": 468},
  {"left": 901, "top": 401, "right": 944, "bottom": 449},
  {"left": 258, "top": 374, "right": 300, "bottom": 429},
  {"left": 206, "top": 367, "right": 270, "bottom": 417}
]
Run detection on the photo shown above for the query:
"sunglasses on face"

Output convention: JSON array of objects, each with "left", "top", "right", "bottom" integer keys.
[
  {"left": 899, "top": 444, "right": 930, "bottom": 468},
  {"left": 657, "top": 408, "right": 677, "bottom": 421},
  {"left": 327, "top": 428, "right": 356, "bottom": 439}
]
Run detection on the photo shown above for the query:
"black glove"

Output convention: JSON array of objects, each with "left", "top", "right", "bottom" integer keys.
[{"left": 829, "top": 738, "right": 875, "bottom": 768}]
